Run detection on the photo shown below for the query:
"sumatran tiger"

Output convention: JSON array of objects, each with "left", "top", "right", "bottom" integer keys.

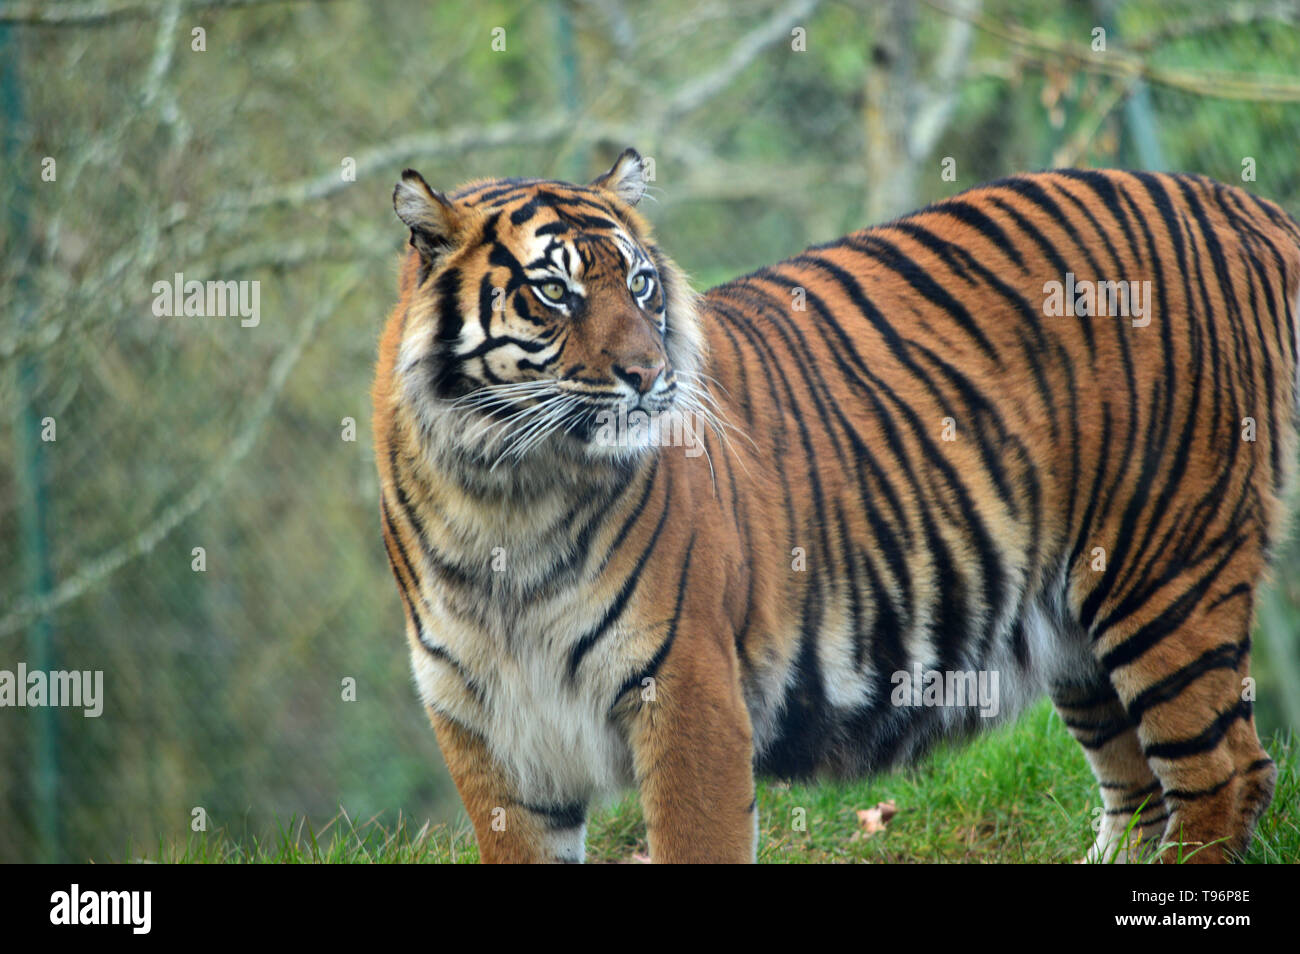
[{"left": 371, "top": 148, "right": 1300, "bottom": 864}]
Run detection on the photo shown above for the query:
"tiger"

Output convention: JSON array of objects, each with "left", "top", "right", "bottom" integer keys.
[{"left": 371, "top": 147, "right": 1300, "bottom": 864}]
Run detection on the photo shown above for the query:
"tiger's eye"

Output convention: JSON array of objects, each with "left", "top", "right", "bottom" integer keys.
[
  {"left": 630, "top": 273, "right": 648, "bottom": 295},
  {"left": 540, "top": 281, "right": 566, "bottom": 302}
]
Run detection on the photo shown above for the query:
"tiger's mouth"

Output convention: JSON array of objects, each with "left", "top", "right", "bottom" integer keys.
[
  {"left": 432, "top": 363, "right": 718, "bottom": 470},
  {"left": 563, "top": 386, "right": 678, "bottom": 445},
  {"left": 436, "top": 377, "right": 668, "bottom": 464},
  {"left": 626, "top": 379, "right": 678, "bottom": 417}
]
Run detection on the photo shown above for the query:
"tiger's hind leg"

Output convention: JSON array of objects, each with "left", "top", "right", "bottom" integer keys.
[
  {"left": 1096, "top": 583, "right": 1276, "bottom": 864},
  {"left": 1050, "top": 680, "right": 1167, "bottom": 862}
]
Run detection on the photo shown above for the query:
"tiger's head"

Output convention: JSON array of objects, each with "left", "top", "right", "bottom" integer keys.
[{"left": 389, "top": 149, "right": 708, "bottom": 471}]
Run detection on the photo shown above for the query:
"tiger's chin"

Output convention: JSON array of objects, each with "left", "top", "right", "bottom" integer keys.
[
  {"left": 580, "top": 400, "right": 704, "bottom": 463},
  {"left": 582, "top": 412, "right": 663, "bottom": 462}
]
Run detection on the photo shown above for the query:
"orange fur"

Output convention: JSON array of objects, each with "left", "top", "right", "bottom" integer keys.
[{"left": 374, "top": 157, "right": 1299, "bottom": 863}]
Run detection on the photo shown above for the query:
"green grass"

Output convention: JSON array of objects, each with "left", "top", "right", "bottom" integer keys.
[{"left": 130, "top": 701, "right": 1299, "bottom": 863}]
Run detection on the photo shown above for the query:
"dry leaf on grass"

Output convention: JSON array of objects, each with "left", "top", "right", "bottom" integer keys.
[{"left": 850, "top": 800, "right": 898, "bottom": 841}]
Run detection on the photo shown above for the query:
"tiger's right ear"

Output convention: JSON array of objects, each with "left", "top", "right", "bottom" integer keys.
[{"left": 393, "top": 169, "right": 460, "bottom": 262}]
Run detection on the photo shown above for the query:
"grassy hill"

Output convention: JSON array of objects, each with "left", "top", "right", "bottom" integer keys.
[{"left": 128, "top": 700, "right": 1298, "bottom": 864}]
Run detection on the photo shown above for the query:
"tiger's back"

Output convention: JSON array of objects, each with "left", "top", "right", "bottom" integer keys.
[
  {"left": 373, "top": 156, "right": 1299, "bottom": 863},
  {"left": 696, "top": 169, "right": 1300, "bottom": 857}
]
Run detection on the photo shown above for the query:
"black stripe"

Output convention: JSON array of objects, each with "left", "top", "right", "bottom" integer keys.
[
  {"left": 706, "top": 294, "right": 840, "bottom": 633},
  {"left": 998, "top": 175, "right": 1107, "bottom": 276},
  {"left": 720, "top": 279, "right": 917, "bottom": 551},
  {"left": 1097, "top": 525, "right": 1247, "bottom": 667},
  {"left": 1053, "top": 170, "right": 1145, "bottom": 267},
  {"left": 888, "top": 220, "right": 1059, "bottom": 439},
  {"left": 1105, "top": 794, "right": 1166, "bottom": 815},
  {"left": 1205, "top": 582, "right": 1253, "bottom": 614},
  {"left": 516, "top": 800, "right": 587, "bottom": 830},
  {"left": 1046, "top": 178, "right": 1124, "bottom": 273},
  {"left": 929, "top": 198, "right": 1027, "bottom": 270},
  {"left": 1067, "top": 715, "right": 1138, "bottom": 750},
  {"left": 1125, "top": 640, "right": 1247, "bottom": 722},
  {"left": 609, "top": 534, "right": 698, "bottom": 709},
  {"left": 1162, "top": 773, "right": 1238, "bottom": 803},
  {"left": 758, "top": 267, "right": 1006, "bottom": 670},
  {"left": 566, "top": 471, "right": 673, "bottom": 680},
  {"left": 839, "top": 234, "right": 1003, "bottom": 365},
  {"left": 1143, "top": 700, "right": 1252, "bottom": 761},
  {"left": 1079, "top": 175, "right": 1188, "bottom": 632},
  {"left": 381, "top": 498, "right": 483, "bottom": 702}
]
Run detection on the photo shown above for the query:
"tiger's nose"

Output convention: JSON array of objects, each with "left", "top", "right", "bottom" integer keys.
[{"left": 614, "top": 361, "right": 665, "bottom": 395}]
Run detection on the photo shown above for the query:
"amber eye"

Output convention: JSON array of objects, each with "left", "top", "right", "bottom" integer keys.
[
  {"left": 539, "top": 281, "right": 567, "bottom": 302},
  {"left": 630, "top": 273, "right": 649, "bottom": 295}
]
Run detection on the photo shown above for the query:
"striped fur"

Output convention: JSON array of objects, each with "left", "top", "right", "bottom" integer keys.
[{"left": 372, "top": 150, "right": 1300, "bottom": 863}]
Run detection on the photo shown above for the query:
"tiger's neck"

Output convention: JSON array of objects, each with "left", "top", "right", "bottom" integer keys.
[{"left": 389, "top": 409, "right": 651, "bottom": 599}]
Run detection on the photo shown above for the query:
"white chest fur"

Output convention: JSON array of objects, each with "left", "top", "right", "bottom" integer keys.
[{"left": 409, "top": 577, "right": 637, "bottom": 806}]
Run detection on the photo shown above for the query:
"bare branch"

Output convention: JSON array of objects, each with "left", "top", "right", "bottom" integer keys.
[
  {"left": 222, "top": 117, "right": 643, "bottom": 212},
  {"left": 0, "top": 0, "right": 339, "bottom": 27},
  {"left": 178, "top": 2, "right": 830, "bottom": 220},
  {"left": 910, "top": 0, "right": 982, "bottom": 159},
  {"left": 1130, "top": 1, "right": 1300, "bottom": 51},
  {"left": 0, "top": 268, "right": 366, "bottom": 637},
  {"left": 1050, "top": 74, "right": 1136, "bottom": 167},
  {"left": 921, "top": 0, "right": 1300, "bottom": 102},
  {"left": 189, "top": 230, "right": 392, "bottom": 277},
  {"left": 660, "top": 0, "right": 823, "bottom": 122}
]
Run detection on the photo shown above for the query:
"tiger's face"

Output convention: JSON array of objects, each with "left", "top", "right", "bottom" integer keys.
[{"left": 391, "top": 149, "right": 705, "bottom": 467}]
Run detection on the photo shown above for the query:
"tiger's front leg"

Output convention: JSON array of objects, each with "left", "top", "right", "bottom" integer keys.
[
  {"left": 428, "top": 710, "right": 588, "bottom": 864},
  {"left": 620, "top": 628, "right": 758, "bottom": 863}
]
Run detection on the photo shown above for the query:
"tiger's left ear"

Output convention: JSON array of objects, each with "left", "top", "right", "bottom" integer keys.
[
  {"left": 590, "top": 147, "right": 649, "bottom": 206},
  {"left": 393, "top": 169, "right": 463, "bottom": 263}
]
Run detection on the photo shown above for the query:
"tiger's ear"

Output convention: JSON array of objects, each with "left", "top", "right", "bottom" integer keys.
[
  {"left": 590, "top": 147, "right": 649, "bottom": 206},
  {"left": 393, "top": 169, "right": 461, "bottom": 262}
]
